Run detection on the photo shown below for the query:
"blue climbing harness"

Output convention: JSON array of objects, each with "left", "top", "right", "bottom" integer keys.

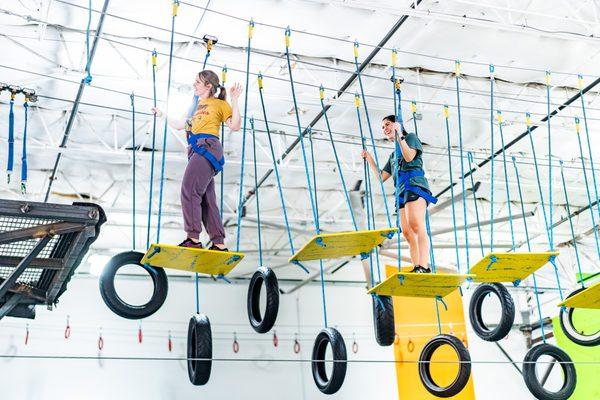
[
  {"left": 186, "top": 132, "right": 225, "bottom": 173},
  {"left": 396, "top": 169, "right": 438, "bottom": 208}
]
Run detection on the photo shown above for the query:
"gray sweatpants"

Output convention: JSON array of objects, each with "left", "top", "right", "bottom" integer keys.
[{"left": 181, "top": 136, "right": 225, "bottom": 243}]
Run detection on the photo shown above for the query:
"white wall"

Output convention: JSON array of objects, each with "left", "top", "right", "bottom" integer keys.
[{"left": 0, "top": 272, "right": 546, "bottom": 400}]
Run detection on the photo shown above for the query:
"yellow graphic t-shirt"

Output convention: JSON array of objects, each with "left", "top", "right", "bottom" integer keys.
[{"left": 189, "top": 97, "right": 232, "bottom": 137}]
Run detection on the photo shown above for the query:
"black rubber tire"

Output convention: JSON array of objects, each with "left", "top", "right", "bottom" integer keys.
[
  {"left": 311, "top": 327, "right": 347, "bottom": 395},
  {"left": 99, "top": 251, "right": 168, "bottom": 319},
  {"left": 469, "top": 283, "right": 515, "bottom": 341},
  {"left": 419, "top": 334, "right": 471, "bottom": 398},
  {"left": 247, "top": 267, "right": 279, "bottom": 334},
  {"left": 522, "top": 343, "right": 577, "bottom": 400},
  {"left": 559, "top": 287, "right": 600, "bottom": 347},
  {"left": 187, "top": 314, "right": 212, "bottom": 386},
  {"left": 372, "top": 295, "right": 395, "bottom": 346}
]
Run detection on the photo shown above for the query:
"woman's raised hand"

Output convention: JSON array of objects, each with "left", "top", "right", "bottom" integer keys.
[{"left": 229, "top": 83, "right": 243, "bottom": 100}]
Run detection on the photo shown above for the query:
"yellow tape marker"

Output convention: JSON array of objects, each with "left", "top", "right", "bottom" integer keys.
[
  {"left": 525, "top": 113, "right": 532, "bottom": 127},
  {"left": 354, "top": 93, "right": 361, "bottom": 108},
  {"left": 395, "top": 78, "right": 401, "bottom": 91},
  {"left": 578, "top": 74, "right": 583, "bottom": 90},
  {"left": 257, "top": 73, "right": 263, "bottom": 90},
  {"left": 391, "top": 49, "right": 398, "bottom": 68},
  {"left": 575, "top": 117, "right": 580, "bottom": 134},
  {"left": 172, "top": 0, "right": 179, "bottom": 17},
  {"left": 206, "top": 40, "right": 213, "bottom": 52},
  {"left": 221, "top": 66, "right": 227, "bottom": 84},
  {"left": 410, "top": 101, "right": 417, "bottom": 114},
  {"left": 496, "top": 111, "right": 503, "bottom": 124},
  {"left": 151, "top": 50, "right": 157, "bottom": 67},
  {"left": 248, "top": 20, "right": 255, "bottom": 39},
  {"left": 443, "top": 105, "right": 449, "bottom": 119},
  {"left": 455, "top": 60, "right": 461, "bottom": 76},
  {"left": 353, "top": 42, "right": 359, "bottom": 59},
  {"left": 319, "top": 86, "right": 325, "bottom": 100},
  {"left": 545, "top": 71, "right": 551, "bottom": 86}
]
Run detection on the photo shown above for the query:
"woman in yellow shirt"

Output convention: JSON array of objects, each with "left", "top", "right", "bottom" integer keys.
[{"left": 153, "top": 70, "right": 242, "bottom": 250}]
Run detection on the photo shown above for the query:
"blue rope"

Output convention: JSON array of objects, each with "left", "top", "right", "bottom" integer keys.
[
  {"left": 130, "top": 93, "right": 136, "bottom": 250},
  {"left": 392, "top": 84, "right": 402, "bottom": 272},
  {"left": 443, "top": 106, "right": 461, "bottom": 272},
  {"left": 20, "top": 100, "right": 28, "bottom": 194},
  {"left": 434, "top": 296, "right": 442, "bottom": 334},
  {"left": 525, "top": 113, "right": 552, "bottom": 247},
  {"left": 411, "top": 101, "right": 419, "bottom": 136},
  {"left": 256, "top": 74, "right": 303, "bottom": 269},
  {"left": 496, "top": 111, "right": 516, "bottom": 251},
  {"left": 559, "top": 161, "right": 585, "bottom": 288},
  {"left": 355, "top": 98, "right": 376, "bottom": 287},
  {"left": 546, "top": 72, "right": 554, "bottom": 249},
  {"left": 319, "top": 87, "right": 357, "bottom": 230},
  {"left": 353, "top": 41, "right": 392, "bottom": 227},
  {"left": 454, "top": 63, "right": 470, "bottom": 267},
  {"left": 84, "top": 0, "right": 93, "bottom": 84},
  {"left": 285, "top": 29, "right": 319, "bottom": 233},
  {"left": 7, "top": 95, "right": 14, "bottom": 184},
  {"left": 578, "top": 75, "right": 600, "bottom": 234},
  {"left": 425, "top": 209, "right": 436, "bottom": 272},
  {"left": 574, "top": 118, "right": 600, "bottom": 261},
  {"left": 467, "top": 152, "right": 484, "bottom": 258},
  {"left": 155, "top": 1, "right": 179, "bottom": 244},
  {"left": 250, "top": 118, "right": 263, "bottom": 266},
  {"left": 146, "top": 50, "right": 158, "bottom": 249},
  {"left": 489, "top": 66, "right": 495, "bottom": 252},
  {"left": 235, "top": 21, "right": 254, "bottom": 252},
  {"left": 220, "top": 65, "right": 227, "bottom": 220}
]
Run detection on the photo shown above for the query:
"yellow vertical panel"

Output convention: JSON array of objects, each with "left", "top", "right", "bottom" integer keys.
[{"left": 388, "top": 266, "right": 476, "bottom": 400}]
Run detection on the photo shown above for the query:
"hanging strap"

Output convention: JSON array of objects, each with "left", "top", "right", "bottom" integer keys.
[
  {"left": 443, "top": 105, "right": 461, "bottom": 273},
  {"left": 7, "top": 92, "right": 15, "bottom": 183},
  {"left": 454, "top": 60, "right": 470, "bottom": 267},
  {"left": 496, "top": 111, "right": 516, "bottom": 251},
  {"left": 391, "top": 57, "right": 402, "bottom": 272},
  {"left": 20, "top": 99, "right": 29, "bottom": 194}
]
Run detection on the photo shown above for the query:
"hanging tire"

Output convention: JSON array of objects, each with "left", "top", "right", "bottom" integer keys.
[
  {"left": 247, "top": 267, "right": 279, "bottom": 334},
  {"left": 559, "top": 287, "right": 600, "bottom": 347},
  {"left": 468, "top": 283, "right": 515, "bottom": 341},
  {"left": 372, "top": 295, "right": 395, "bottom": 346},
  {"left": 99, "top": 251, "right": 168, "bottom": 319},
  {"left": 187, "top": 314, "right": 212, "bottom": 386},
  {"left": 311, "top": 327, "right": 347, "bottom": 395},
  {"left": 522, "top": 343, "right": 576, "bottom": 400},
  {"left": 419, "top": 334, "right": 471, "bottom": 398}
]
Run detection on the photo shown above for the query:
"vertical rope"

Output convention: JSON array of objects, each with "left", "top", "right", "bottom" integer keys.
[
  {"left": 219, "top": 65, "right": 227, "bottom": 220},
  {"left": 574, "top": 117, "right": 600, "bottom": 260},
  {"left": 146, "top": 50, "right": 158, "bottom": 249},
  {"left": 353, "top": 41, "right": 392, "bottom": 227},
  {"left": 454, "top": 61, "right": 470, "bottom": 267},
  {"left": 467, "top": 152, "right": 484, "bottom": 258},
  {"left": 155, "top": 0, "right": 180, "bottom": 243},
  {"left": 489, "top": 65, "right": 495, "bottom": 252},
  {"left": 234, "top": 20, "right": 254, "bottom": 252},
  {"left": 20, "top": 98, "right": 29, "bottom": 194},
  {"left": 250, "top": 118, "right": 263, "bottom": 266},
  {"left": 7, "top": 92, "right": 15, "bottom": 183},
  {"left": 443, "top": 105, "right": 461, "bottom": 272},
  {"left": 512, "top": 156, "right": 546, "bottom": 343},
  {"left": 130, "top": 92, "right": 136, "bottom": 250},
  {"left": 496, "top": 111, "right": 516, "bottom": 250},
  {"left": 559, "top": 160, "right": 585, "bottom": 288},
  {"left": 545, "top": 71, "right": 554, "bottom": 249}
]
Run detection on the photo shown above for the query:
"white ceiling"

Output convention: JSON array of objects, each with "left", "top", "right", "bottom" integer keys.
[{"left": 0, "top": 0, "right": 599, "bottom": 296}]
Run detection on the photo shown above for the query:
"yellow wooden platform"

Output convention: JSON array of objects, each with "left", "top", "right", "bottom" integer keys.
[
  {"left": 368, "top": 272, "right": 473, "bottom": 298},
  {"left": 558, "top": 282, "right": 600, "bottom": 309},
  {"left": 468, "top": 251, "right": 559, "bottom": 284},
  {"left": 140, "top": 243, "right": 244, "bottom": 275},
  {"left": 288, "top": 228, "right": 397, "bottom": 262}
]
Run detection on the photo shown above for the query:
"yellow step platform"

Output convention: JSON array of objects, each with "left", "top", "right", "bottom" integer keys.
[
  {"left": 140, "top": 243, "right": 244, "bottom": 275},
  {"left": 558, "top": 282, "right": 600, "bottom": 309},
  {"left": 368, "top": 271, "right": 474, "bottom": 298},
  {"left": 288, "top": 228, "right": 397, "bottom": 262},
  {"left": 468, "top": 251, "right": 559, "bottom": 284}
]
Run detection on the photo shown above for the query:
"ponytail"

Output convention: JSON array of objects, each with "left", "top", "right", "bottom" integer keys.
[{"left": 217, "top": 85, "right": 227, "bottom": 100}]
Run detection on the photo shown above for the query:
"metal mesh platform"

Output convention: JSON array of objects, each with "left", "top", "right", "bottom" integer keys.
[{"left": 0, "top": 200, "right": 105, "bottom": 320}]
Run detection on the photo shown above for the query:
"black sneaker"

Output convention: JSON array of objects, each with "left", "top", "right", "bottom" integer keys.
[
  {"left": 178, "top": 238, "right": 203, "bottom": 249},
  {"left": 209, "top": 244, "right": 229, "bottom": 252},
  {"left": 410, "top": 265, "right": 431, "bottom": 273}
]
